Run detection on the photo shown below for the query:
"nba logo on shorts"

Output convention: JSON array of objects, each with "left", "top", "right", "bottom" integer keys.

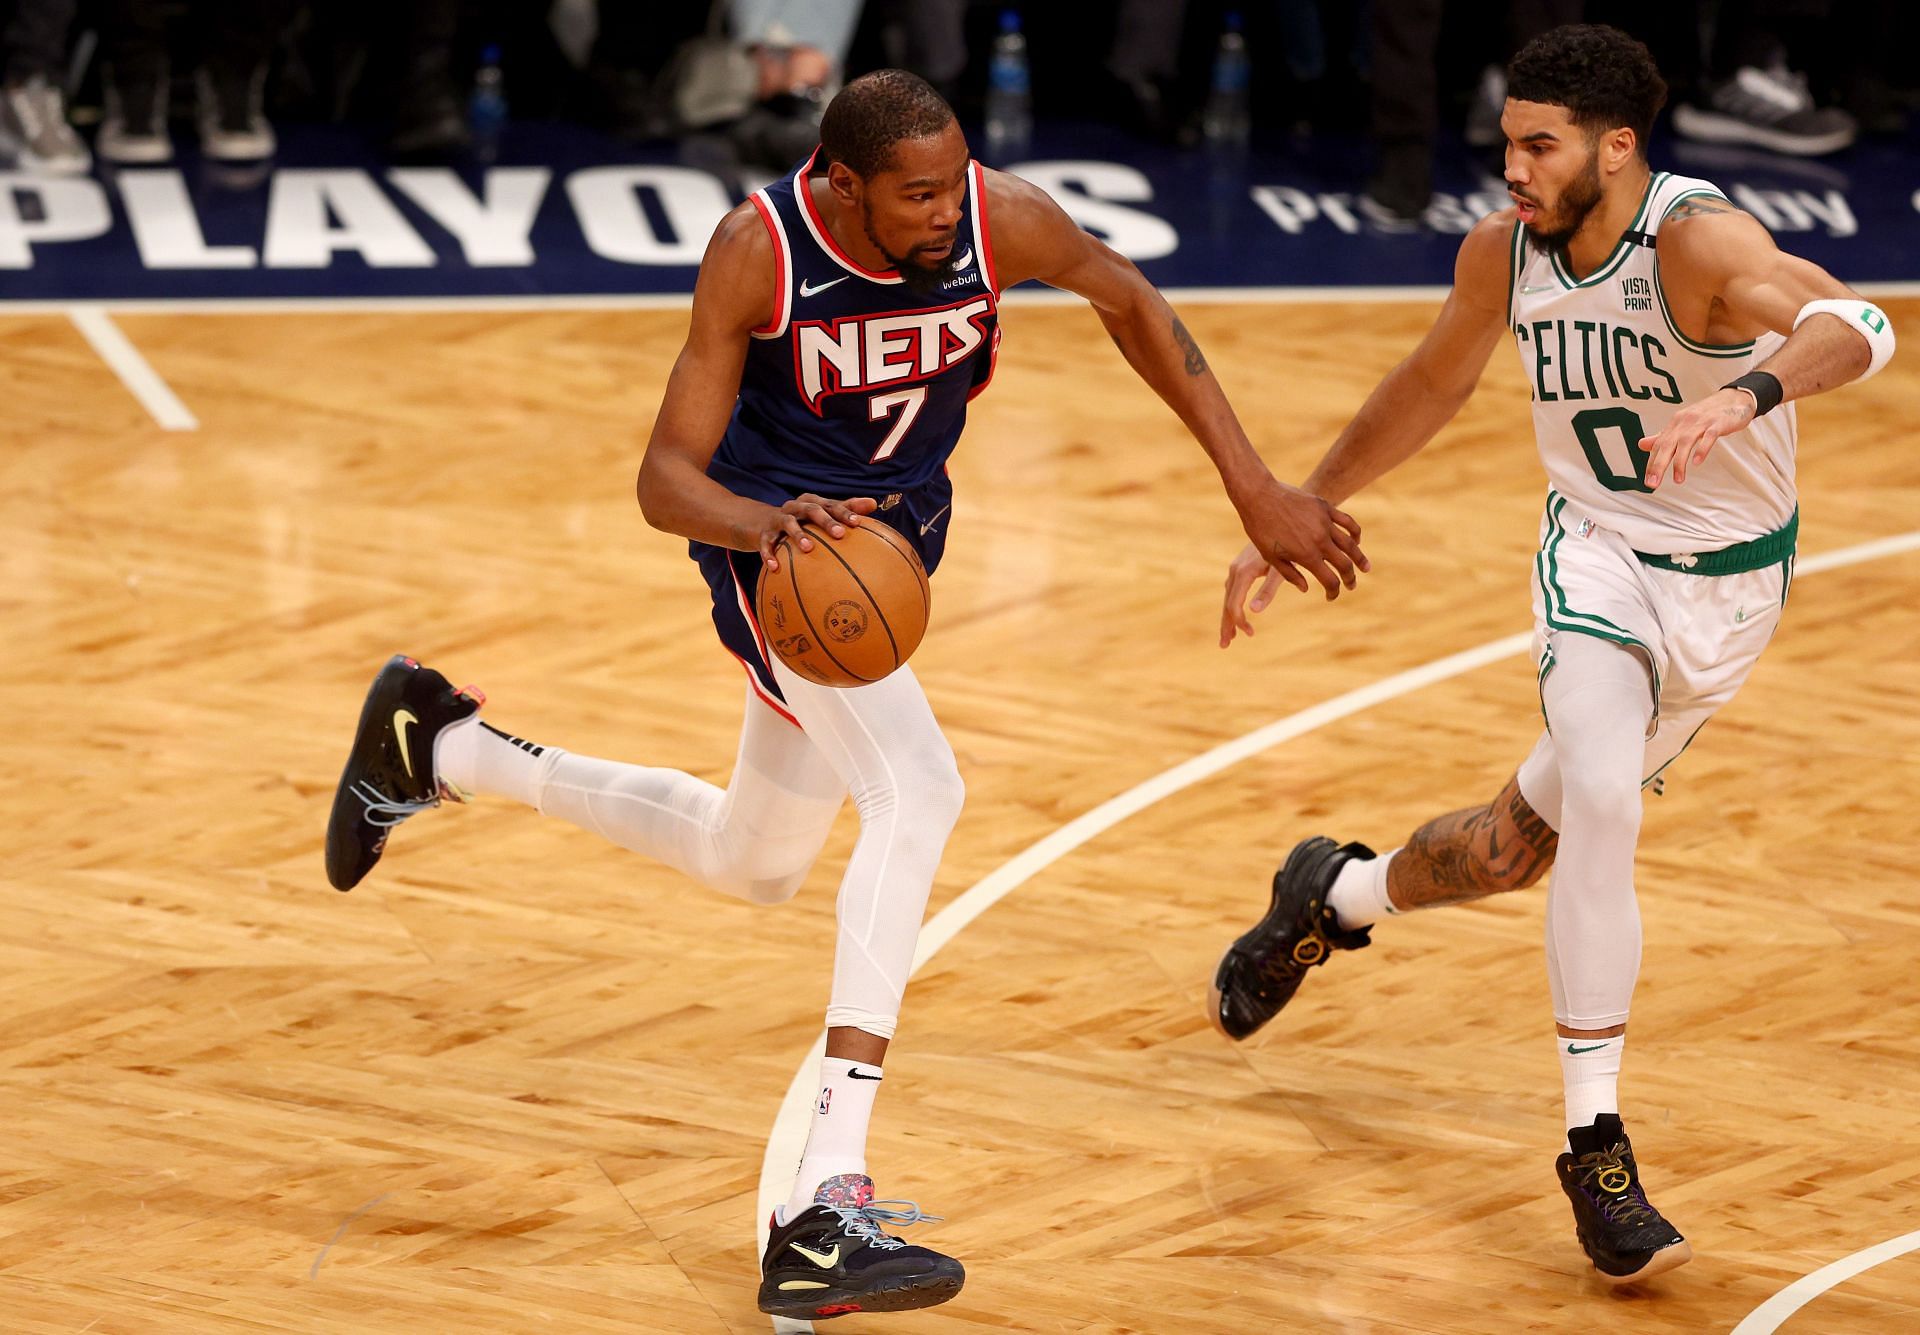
[{"left": 817, "top": 1087, "right": 832, "bottom": 1116}]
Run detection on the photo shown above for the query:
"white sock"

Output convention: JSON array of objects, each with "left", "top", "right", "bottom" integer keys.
[
  {"left": 783, "top": 1056, "right": 883, "bottom": 1221},
  {"left": 433, "top": 718, "right": 557, "bottom": 808},
  {"left": 1326, "top": 849, "right": 1400, "bottom": 929},
  {"left": 1558, "top": 1032, "right": 1624, "bottom": 1147}
]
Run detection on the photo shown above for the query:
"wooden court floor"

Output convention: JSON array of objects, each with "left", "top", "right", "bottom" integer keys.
[{"left": 1, "top": 295, "right": 1916, "bottom": 1333}]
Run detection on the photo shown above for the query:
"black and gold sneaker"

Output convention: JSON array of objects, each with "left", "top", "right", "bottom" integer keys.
[
  {"left": 1209, "top": 836, "right": 1375, "bottom": 1040},
  {"left": 324, "top": 655, "right": 483, "bottom": 891},
  {"left": 758, "top": 1173, "right": 964, "bottom": 1320},
  {"left": 1556, "top": 1114, "right": 1692, "bottom": 1286}
]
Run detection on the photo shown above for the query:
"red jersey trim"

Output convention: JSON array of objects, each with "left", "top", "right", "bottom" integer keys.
[
  {"left": 726, "top": 562, "right": 803, "bottom": 730},
  {"left": 797, "top": 148, "right": 904, "bottom": 284},
  {"left": 748, "top": 192, "right": 792, "bottom": 338}
]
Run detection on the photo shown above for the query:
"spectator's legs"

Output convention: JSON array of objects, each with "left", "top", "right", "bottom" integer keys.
[
  {"left": 98, "top": 0, "right": 173, "bottom": 163},
  {"left": 1367, "top": 0, "right": 1443, "bottom": 220},
  {"left": 1, "top": 0, "right": 90, "bottom": 172},
  {"left": 389, "top": 0, "right": 468, "bottom": 157},
  {"left": 196, "top": 0, "right": 291, "bottom": 158},
  {"left": 3, "top": 0, "right": 77, "bottom": 85}
]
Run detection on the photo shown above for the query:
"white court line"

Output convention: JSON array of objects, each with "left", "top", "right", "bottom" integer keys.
[
  {"left": 1730, "top": 1227, "right": 1920, "bottom": 1333},
  {"left": 757, "top": 528, "right": 1920, "bottom": 1333},
  {"left": 67, "top": 307, "right": 198, "bottom": 430},
  {"left": 3, "top": 280, "right": 1916, "bottom": 317}
]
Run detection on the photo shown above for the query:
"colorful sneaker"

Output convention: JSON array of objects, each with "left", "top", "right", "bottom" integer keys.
[
  {"left": 324, "top": 655, "right": 483, "bottom": 891},
  {"left": 1209, "top": 836, "right": 1374, "bottom": 1040},
  {"left": 758, "top": 1174, "right": 964, "bottom": 1320},
  {"left": 1556, "top": 1114, "right": 1692, "bottom": 1286}
]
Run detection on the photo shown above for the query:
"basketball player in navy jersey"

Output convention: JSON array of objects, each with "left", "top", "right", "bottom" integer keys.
[{"left": 325, "top": 70, "right": 1365, "bottom": 1320}]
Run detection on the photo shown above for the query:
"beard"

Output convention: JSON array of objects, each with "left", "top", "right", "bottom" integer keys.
[
  {"left": 1522, "top": 153, "right": 1605, "bottom": 254},
  {"left": 863, "top": 204, "right": 962, "bottom": 296}
]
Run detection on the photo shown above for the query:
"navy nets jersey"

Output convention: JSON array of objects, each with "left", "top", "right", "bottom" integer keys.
[{"left": 692, "top": 147, "right": 1002, "bottom": 720}]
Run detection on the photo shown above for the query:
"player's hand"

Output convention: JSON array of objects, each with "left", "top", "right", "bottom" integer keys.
[
  {"left": 759, "top": 494, "right": 877, "bottom": 571},
  {"left": 1221, "top": 542, "right": 1296, "bottom": 647},
  {"left": 1234, "top": 477, "right": 1368, "bottom": 604},
  {"left": 1640, "top": 388, "right": 1756, "bottom": 489}
]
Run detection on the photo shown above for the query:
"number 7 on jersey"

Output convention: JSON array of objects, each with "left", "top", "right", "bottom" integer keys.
[{"left": 868, "top": 387, "right": 928, "bottom": 462}]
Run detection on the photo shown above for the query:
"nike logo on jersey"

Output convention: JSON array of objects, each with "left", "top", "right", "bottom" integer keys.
[
  {"left": 917, "top": 505, "right": 950, "bottom": 536},
  {"left": 794, "top": 295, "right": 994, "bottom": 410},
  {"left": 393, "top": 708, "right": 420, "bottom": 778},
  {"left": 1519, "top": 283, "right": 1557, "bottom": 294},
  {"left": 790, "top": 1242, "right": 841, "bottom": 1268},
  {"left": 953, "top": 247, "right": 973, "bottom": 269},
  {"left": 800, "top": 275, "right": 851, "bottom": 297}
]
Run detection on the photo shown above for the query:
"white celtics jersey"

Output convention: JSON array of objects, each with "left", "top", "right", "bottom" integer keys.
[{"left": 1507, "top": 171, "right": 1797, "bottom": 554}]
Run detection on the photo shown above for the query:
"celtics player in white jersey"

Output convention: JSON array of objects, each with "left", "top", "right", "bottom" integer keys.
[{"left": 1205, "top": 25, "right": 1895, "bottom": 1287}]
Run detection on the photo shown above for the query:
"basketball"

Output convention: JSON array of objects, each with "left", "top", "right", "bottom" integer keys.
[{"left": 755, "top": 519, "right": 930, "bottom": 688}]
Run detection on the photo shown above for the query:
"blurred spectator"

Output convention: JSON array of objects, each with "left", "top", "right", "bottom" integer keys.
[
  {"left": 97, "top": 1, "right": 291, "bottom": 165},
  {"left": 385, "top": 0, "right": 468, "bottom": 158},
  {"left": 1672, "top": 0, "right": 1857, "bottom": 155},
  {"left": 0, "top": 0, "right": 88, "bottom": 172},
  {"left": 1466, "top": 2, "right": 1584, "bottom": 147},
  {"left": 1364, "top": 0, "right": 1442, "bottom": 223},
  {"left": 1105, "top": 0, "right": 1187, "bottom": 139},
  {"left": 862, "top": 0, "right": 966, "bottom": 100},
  {"left": 590, "top": 0, "right": 842, "bottom": 167}
]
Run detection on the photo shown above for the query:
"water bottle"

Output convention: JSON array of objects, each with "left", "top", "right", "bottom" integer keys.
[
  {"left": 985, "top": 10, "right": 1031, "bottom": 156},
  {"left": 469, "top": 44, "right": 507, "bottom": 163},
  {"left": 1202, "top": 12, "right": 1251, "bottom": 145}
]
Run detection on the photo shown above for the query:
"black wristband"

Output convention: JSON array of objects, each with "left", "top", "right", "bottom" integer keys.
[{"left": 1722, "top": 370, "right": 1783, "bottom": 417}]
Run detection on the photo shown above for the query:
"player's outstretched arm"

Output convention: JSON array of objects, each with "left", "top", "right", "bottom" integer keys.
[
  {"left": 636, "top": 204, "right": 875, "bottom": 571},
  {"left": 1220, "top": 211, "right": 1513, "bottom": 645},
  {"left": 1641, "top": 201, "right": 1893, "bottom": 488},
  {"left": 982, "top": 167, "right": 1367, "bottom": 601},
  {"left": 1300, "top": 210, "right": 1514, "bottom": 506}
]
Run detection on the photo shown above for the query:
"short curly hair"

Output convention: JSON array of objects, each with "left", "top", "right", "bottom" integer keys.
[
  {"left": 819, "top": 70, "right": 956, "bottom": 179},
  {"left": 1507, "top": 24, "right": 1668, "bottom": 159}
]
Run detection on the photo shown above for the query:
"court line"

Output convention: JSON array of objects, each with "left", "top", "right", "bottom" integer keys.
[
  {"left": 3, "top": 280, "right": 1915, "bottom": 317},
  {"left": 67, "top": 307, "right": 198, "bottom": 430},
  {"left": 756, "top": 528, "right": 1920, "bottom": 1333},
  {"left": 1730, "top": 1227, "right": 1920, "bottom": 1333}
]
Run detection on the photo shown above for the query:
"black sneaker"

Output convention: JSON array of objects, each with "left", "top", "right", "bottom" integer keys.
[
  {"left": 1556, "top": 1115, "right": 1692, "bottom": 1286},
  {"left": 1672, "top": 65, "right": 1857, "bottom": 157},
  {"left": 758, "top": 1173, "right": 964, "bottom": 1321},
  {"left": 324, "top": 655, "right": 483, "bottom": 891},
  {"left": 1209, "top": 836, "right": 1375, "bottom": 1040}
]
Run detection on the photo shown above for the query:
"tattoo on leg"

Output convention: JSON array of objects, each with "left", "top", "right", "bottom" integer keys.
[
  {"left": 1386, "top": 776, "right": 1557, "bottom": 910},
  {"left": 1171, "top": 314, "right": 1208, "bottom": 376}
]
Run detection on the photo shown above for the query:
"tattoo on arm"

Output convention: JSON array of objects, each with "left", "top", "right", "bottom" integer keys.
[
  {"left": 1171, "top": 314, "right": 1208, "bottom": 377},
  {"left": 1664, "top": 196, "right": 1743, "bottom": 223},
  {"left": 1386, "top": 776, "right": 1558, "bottom": 910}
]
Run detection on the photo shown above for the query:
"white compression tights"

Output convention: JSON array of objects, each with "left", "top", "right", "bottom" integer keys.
[
  {"left": 437, "top": 663, "right": 963, "bottom": 1040},
  {"left": 1518, "top": 634, "right": 1656, "bottom": 1031}
]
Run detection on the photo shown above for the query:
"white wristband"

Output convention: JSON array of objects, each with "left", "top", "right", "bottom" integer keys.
[{"left": 1794, "top": 298, "right": 1895, "bottom": 382}]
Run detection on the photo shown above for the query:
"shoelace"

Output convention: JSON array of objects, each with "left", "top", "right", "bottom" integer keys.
[
  {"left": 350, "top": 780, "right": 439, "bottom": 827},
  {"left": 829, "top": 1200, "right": 943, "bottom": 1252},
  {"left": 1573, "top": 1147, "right": 1659, "bottom": 1227}
]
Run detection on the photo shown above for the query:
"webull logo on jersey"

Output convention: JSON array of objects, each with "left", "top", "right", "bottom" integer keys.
[{"left": 794, "top": 296, "right": 994, "bottom": 413}]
